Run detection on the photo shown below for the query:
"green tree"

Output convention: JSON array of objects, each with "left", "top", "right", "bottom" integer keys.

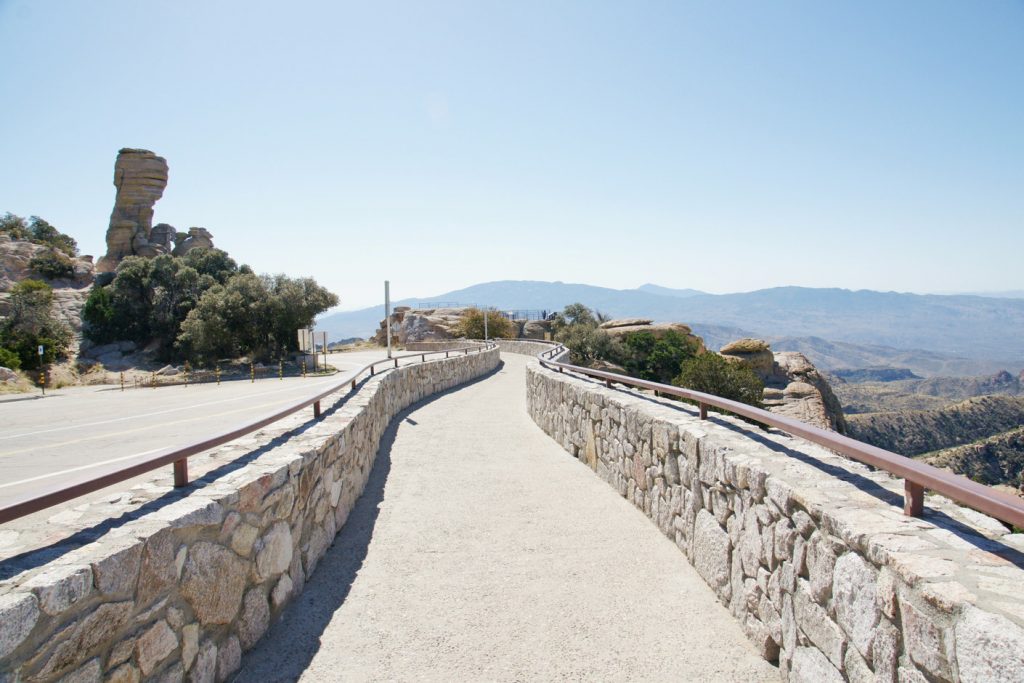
[
  {"left": 610, "top": 330, "right": 701, "bottom": 384},
  {"left": 0, "top": 280, "right": 72, "bottom": 368},
  {"left": 28, "top": 216, "right": 77, "bottom": 256},
  {"left": 455, "top": 308, "right": 515, "bottom": 339},
  {"left": 674, "top": 353, "right": 765, "bottom": 413},
  {"left": 177, "top": 273, "right": 338, "bottom": 363},
  {"left": 265, "top": 274, "right": 339, "bottom": 353}
]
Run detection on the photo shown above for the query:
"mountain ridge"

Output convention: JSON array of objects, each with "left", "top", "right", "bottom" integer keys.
[{"left": 317, "top": 280, "right": 1024, "bottom": 371}]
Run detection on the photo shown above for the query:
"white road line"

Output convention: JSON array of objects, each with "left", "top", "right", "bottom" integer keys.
[
  {"left": 0, "top": 447, "right": 166, "bottom": 490},
  {"left": 1, "top": 372, "right": 354, "bottom": 441}
]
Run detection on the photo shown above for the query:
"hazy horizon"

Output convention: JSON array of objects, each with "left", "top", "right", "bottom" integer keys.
[{"left": 2, "top": 1, "right": 1021, "bottom": 310}]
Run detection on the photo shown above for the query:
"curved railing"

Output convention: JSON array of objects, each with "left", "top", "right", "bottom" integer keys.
[
  {"left": 0, "top": 343, "right": 496, "bottom": 525},
  {"left": 519, "top": 339, "right": 1024, "bottom": 529}
]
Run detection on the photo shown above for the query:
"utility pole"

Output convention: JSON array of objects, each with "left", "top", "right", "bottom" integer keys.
[
  {"left": 484, "top": 309, "right": 488, "bottom": 340},
  {"left": 385, "top": 280, "right": 392, "bottom": 359}
]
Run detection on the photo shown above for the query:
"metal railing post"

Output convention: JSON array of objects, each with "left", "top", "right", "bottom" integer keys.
[
  {"left": 699, "top": 403, "right": 708, "bottom": 420},
  {"left": 905, "top": 481, "right": 925, "bottom": 517},
  {"left": 313, "top": 400, "right": 321, "bottom": 418},
  {"left": 173, "top": 459, "right": 188, "bottom": 487}
]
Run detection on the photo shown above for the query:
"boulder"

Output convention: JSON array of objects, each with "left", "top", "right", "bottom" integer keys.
[
  {"left": 721, "top": 338, "right": 775, "bottom": 375},
  {"left": 97, "top": 148, "right": 169, "bottom": 272},
  {"left": 599, "top": 318, "right": 654, "bottom": 329},
  {"left": 171, "top": 227, "right": 215, "bottom": 257},
  {"left": 522, "top": 319, "right": 552, "bottom": 340},
  {"left": 723, "top": 337, "right": 847, "bottom": 433},
  {"left": 374, "top": 307, "right": 470, "bottom": 344}
]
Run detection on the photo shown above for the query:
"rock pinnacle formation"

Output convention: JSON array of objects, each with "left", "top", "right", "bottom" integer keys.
[{"left": 96, "top": 148, "right": 169, "bottom": 272}]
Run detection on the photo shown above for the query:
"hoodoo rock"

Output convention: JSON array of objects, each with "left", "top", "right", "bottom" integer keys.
[
  {"left": 722, "top": 338, "right": 846, "bottom": 433},
  {"left": 97, "top": 149, "right": 169, "bottom": 272}
]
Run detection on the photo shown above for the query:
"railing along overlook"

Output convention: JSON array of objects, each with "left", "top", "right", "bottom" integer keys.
[{"left": 522, "top": 339, "right": 1024, "bottom": 530}]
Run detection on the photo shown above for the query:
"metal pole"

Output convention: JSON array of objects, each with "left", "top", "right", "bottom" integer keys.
[
  {"left": 322, "top": 331, "right": 327, "bottom": 371},
  {"left": 385, "top": 280, "right": 392, "bottom": 359},
  {"left": 484, "top": 310, "right": 488, "bottom": 340}
]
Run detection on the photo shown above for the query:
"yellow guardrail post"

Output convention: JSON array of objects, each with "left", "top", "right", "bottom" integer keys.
[
  {"left": 279, "top": 358, "right": 283, "bottom": 380},
  {"left": 250, "top": 360, "right": 255, "bottom": 383},
  {"left": 216, "top": 365, "right": 221, "bottom": 386}
]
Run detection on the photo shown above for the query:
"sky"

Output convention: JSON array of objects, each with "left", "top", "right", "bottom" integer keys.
[{"left": 1, "top": 1, "right": 1022, "bottom": 311}]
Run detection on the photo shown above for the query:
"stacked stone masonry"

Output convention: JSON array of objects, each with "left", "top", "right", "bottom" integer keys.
[
  {"left": 501, "top": 340, "right": 1024, "bottom": 683},
  {"left": 0, "top": 348, "right": 499, "bottom": 682}
]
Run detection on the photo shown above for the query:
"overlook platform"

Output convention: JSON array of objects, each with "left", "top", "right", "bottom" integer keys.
[{"left": 238, "top": 353, "right": 775, "bottom": 681}]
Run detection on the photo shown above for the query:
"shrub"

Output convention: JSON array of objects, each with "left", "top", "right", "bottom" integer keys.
[
  {"left": 0, "top": 280, "right": 71, "bottom": 368},
  {"left": 456, "top": 308, "right": 515, "bottom": 340},
  {"left": 0, "top": 346, "right": 21, "bottom": 370},
  {"left": 609, "top": 330, "right": 701, "bottom": 384},
  {"left": 674, "top": 353, "right": 764, "bottom": 414},
  {"left": 29, "top": 248, "right": 75, "bottom": 280}
]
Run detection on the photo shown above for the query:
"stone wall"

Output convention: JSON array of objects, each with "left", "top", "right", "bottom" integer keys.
[
  {"left": 0, "top": 348, "right": 499, "bottom": 682},
  {"left": 403, "top": 341, "right": 484, "bottom": 352},
  {"left": 493, "top": 339, "right": 558, "bottom": 357},
  {"left": 517, "top": 350, "right": 1024, "bottom": 682}
]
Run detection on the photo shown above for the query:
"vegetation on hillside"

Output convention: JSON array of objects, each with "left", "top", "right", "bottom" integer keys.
[
  {"left": 674, "top": 353, "right": 764, "bottom": 410},
  {"left": 834, "top": 370, "right": 1023, "bottom": 414},
  {"left": 1, "top": 213, "right": 78, "bottom": 256},
  {"left": 0, "top": 280, "right": 73, "bottom": 369},
  {"left": 922, "top": 427, "right": 1024, "bottom": 490},
  {"left": 83, "top": 248, "right": 337, "bottom": 364},
  {"left": 549, "top": 302, "right": 763, "bottom": 412},
  {"left": 846, "top": 395, "right": 1024, "bottom": 457}
]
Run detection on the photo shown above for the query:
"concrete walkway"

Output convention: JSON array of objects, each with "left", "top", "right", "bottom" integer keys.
[{"left": 237, "top": 353, "right": 776, "bottom": 682}]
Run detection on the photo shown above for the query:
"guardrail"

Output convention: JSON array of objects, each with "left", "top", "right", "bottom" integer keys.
[
  {"left": 523, "top": 339, "right": 1024, "bottom": 529},
  {"left": 0, "top": 343, "right": 497, "bottom": 525}
]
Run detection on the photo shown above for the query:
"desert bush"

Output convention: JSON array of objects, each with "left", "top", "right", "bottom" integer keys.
[
  {"left": 456, "top": 308, "right": 515, "bottom": 340},
  {"left": 29, "top": 248, "right": 75, "bottom": 280},
  {"left": 674, "top": 353, "right": 764, "bottom": 412},
  {"left": 0, "top": 346, "right": 21, "bottom": 370}
]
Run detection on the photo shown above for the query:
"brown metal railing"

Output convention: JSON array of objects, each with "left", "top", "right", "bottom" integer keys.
[
  {"left": 521, "top": 339, "right": 1024, "bottom": 529},
  {"left": 0, "top": 343, "right": 496, "bottom": 525}
]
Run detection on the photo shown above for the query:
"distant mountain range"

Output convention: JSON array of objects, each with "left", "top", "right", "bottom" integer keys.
[{"left": 317, "top": 280, "right": 1024, "bottom": 375}]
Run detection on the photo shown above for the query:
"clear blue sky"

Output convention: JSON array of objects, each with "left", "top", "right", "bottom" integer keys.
[{"left": 1, "top": 1, "right": 1021, "bottom": 311}]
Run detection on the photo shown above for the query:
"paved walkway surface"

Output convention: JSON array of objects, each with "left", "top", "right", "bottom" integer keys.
[{"left": 237, "top": 353, "right": 776, "bottom": 682}]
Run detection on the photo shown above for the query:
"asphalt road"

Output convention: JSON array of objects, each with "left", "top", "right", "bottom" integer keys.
[{"left": 0, "top": 349, "right": 408, "bottom": 517}]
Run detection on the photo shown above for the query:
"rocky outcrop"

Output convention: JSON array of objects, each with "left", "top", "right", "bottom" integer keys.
[
  {"left": 521, "top": 319, "right": 553, "bottom": 340},
  {"left": 374, "top": 307, "right": 470, "bottom": 345},
  {"left": 0, "top": 234, "right": 93, "bottom": 291},
  {"left": 172, "top": 227, "right": 215, "bottom": 257},
  {"left": 599, "top": 319, "right": 707, "bottom": 352},
  {"left": 0, "top": 234, "right": 94, "bottom": 333},
  {"left": 96, "top": 149, "right": 217, "bottom": 273},
  {"left": 722, "top": 339, "right": 846, "bottom": 433},
  {"left": 97, "top": 149, "right": 169, "bottom": 272}
]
